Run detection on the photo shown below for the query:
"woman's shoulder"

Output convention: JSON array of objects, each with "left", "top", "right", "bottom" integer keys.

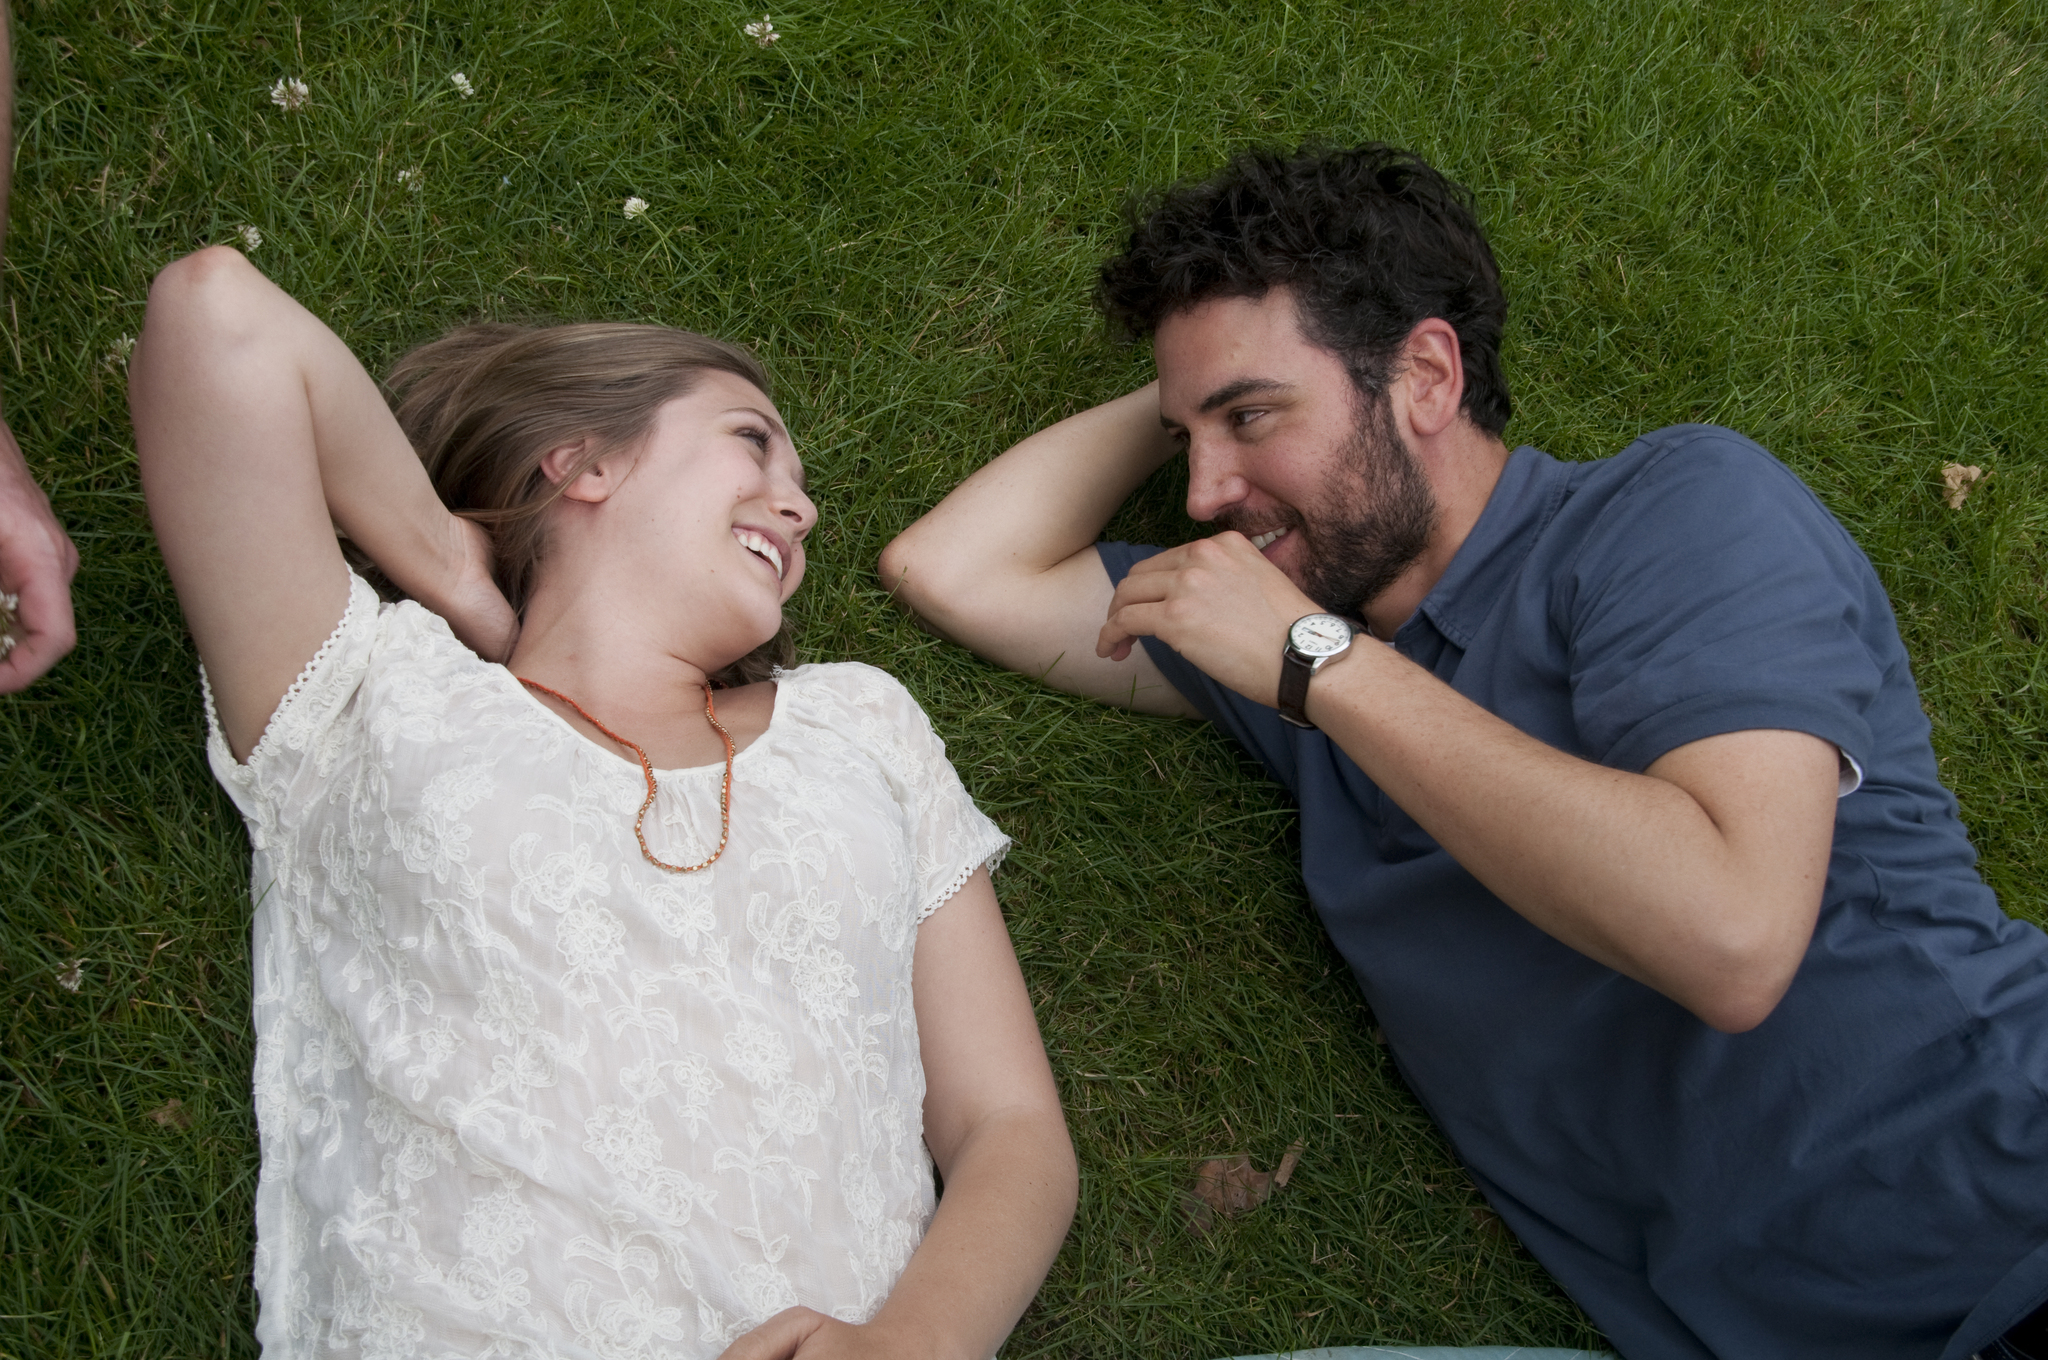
[
  {"left": 207, "top": 569, "right": 514, "bottom": 786},
  {"left": 776, "top": 661, "right": 947, "bottom": 747},
  {"left": 779, "top": 659, "right": 914, "bottom": 706}
]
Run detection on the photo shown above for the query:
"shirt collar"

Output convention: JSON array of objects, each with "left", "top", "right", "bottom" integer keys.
[{"left": 1394, "top": 444, "right": 1572, "bottom": 652}]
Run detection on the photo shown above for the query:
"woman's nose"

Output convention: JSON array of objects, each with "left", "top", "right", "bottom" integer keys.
[{"left": 779, "top": 486, "right": 818, "bottom": 538}]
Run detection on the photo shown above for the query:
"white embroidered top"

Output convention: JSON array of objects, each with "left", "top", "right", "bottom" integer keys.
[{"left": 205, "top": 573, "right": 1010, "bottom": 1359}]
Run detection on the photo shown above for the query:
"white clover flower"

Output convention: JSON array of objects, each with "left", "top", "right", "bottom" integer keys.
[
  {"left": 270, "top": 77, "right": 309, "bottom": 112},
  {"left": 450, "top": 71, "right": 475, "bottom": 98},
  {"left": 105, "top": 334, "right": 135, "bottom": 368},
  {"left": 743, "top": 15, "right": 778, "bottom": 46},
  {"left": 56, "top": 959, "right": 84, "bottom": 992},
  {"left": 397, "top": 166, "right": 423, "bottom": 190},
  {"left": 239, "top": 225, "right": 262, "bottom": 251},
  {"left": 622, "top": 196, "right": 649, "bottom": 219}
]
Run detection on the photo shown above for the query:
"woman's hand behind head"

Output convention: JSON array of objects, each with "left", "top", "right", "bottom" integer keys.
[{"left": 409, "top": 513, "right": 519, "bottom": 663}]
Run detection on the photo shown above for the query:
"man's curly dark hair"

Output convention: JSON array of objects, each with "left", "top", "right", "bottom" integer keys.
[{"left": 1096, "top": 142, "right": 1511, "bottom": 436}]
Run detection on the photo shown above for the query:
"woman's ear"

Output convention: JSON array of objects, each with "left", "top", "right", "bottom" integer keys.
[{"left": 539, "top": 438, "right": 613, "bottom": 503}]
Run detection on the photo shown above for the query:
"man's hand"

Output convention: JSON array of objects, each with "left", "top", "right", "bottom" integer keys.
[
  {"left": 716, "top": 1308, "right": 930, "bottom": 1360},
  {"left": 1097, "top": 529, "right": 1323, "bottom": 706},
  {"left": 0, "top": 417, "right": 79, "bottom": 692}
]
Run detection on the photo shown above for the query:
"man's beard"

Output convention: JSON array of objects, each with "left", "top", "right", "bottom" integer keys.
[{"left": 1221, "top": 398, "right": 1439, "bottom": 618}]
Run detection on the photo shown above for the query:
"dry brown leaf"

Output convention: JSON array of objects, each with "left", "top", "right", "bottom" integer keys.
[
  {"left": 1181, "top": 1141, "right": 1305, "bottom": 1235},
  {"left": 146, "top": 1098, "right": 193, "bottom": 1130},
  {"left": 1943, "top": 463, "right": 1985, "bottom": 509}
]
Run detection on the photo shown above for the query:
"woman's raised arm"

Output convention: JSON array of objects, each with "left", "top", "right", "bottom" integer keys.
[{"left": 131, "top": 247, "right": 516, "bottom": 760}]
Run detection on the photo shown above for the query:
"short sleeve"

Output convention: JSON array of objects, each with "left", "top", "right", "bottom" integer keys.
[
  {"left": 834, "top": 666, "right": 1012, "bottom": 922},
  {"left": 1560, "top": 432, "right": 1889, "bottom": 776},
  {"left": 1096, "top": 541, "right": 1306, "bottom": 795},
  {"left": 202, "top": 570, "right": 387, "bottom": 828}
]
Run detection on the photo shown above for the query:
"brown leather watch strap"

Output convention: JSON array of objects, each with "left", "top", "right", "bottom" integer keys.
[{"left": 1278, "top": 648, "right": 1317, "bottom": 728}]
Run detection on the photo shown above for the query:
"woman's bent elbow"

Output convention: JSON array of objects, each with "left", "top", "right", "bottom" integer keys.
[
  {"left": 148, "top": 244, "right": 259, "bottom": 310},
  {"left": 140, "top": 247, "right": 271, "bottom": 360}
]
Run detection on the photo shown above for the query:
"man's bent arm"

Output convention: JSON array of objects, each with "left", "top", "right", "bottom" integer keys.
[
  {"left": 1099, "top": 533, "right": 1840, "bottom": 1033},
  {"left": 880, "top": 384, "right": 1197, "bottom": 717}
]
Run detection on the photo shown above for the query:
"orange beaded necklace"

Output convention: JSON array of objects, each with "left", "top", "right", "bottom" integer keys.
[{"left": 517, "top": 677, "right": 734, "bottom": 873}]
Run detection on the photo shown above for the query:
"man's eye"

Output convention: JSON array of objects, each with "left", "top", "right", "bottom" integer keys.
[{"left": 1232, "top": 408, "right": 1265, "bottom": 427}]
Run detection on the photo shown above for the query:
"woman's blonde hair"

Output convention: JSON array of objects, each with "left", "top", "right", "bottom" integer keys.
[{"left": 370, "top": 321, "right": 794, "bottom": 687}]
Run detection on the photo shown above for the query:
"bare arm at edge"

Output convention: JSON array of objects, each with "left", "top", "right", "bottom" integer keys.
[{"left": 0, "top": 7, "right": 82, "bottom": 692}]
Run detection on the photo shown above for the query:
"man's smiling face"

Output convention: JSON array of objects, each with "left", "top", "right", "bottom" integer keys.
[{"left": 1154, "top": 288, "right": 1439, "bottom": 618}]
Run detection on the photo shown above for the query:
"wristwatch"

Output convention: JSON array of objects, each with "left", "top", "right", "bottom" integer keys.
[{"left": 1277, "top": 613, "right": 1355, "bottom": 729}]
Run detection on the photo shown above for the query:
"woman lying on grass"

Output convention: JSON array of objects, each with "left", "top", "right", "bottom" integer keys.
[{"left": 130, "top": 246, "right": 1077, "bottom": 1360}]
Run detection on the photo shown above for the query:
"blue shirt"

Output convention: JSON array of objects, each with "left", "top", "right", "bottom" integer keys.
[{"left": 1100, "top": 427, "right": 2048, "bottom": 1360}]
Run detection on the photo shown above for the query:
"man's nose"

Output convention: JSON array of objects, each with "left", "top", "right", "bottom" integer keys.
[{"left": 1184, "top": 440, "right": 1246, "bottom": 523}]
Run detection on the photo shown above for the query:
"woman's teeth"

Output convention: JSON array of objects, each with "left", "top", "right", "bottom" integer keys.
[
  {"left": 734, "top": 528, "right": 785, "bottom": 580},
  {"left": 1250, "top": 529, "right": 1284, "bottom": 551}
]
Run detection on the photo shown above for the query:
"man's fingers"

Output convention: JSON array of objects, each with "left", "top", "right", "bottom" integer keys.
[
  {"left": 1097, "top": 600, "right": 1171, "bottom": 660},
  {"left": 1095, "top": 630, "right": 1134, "bottom": 663}
]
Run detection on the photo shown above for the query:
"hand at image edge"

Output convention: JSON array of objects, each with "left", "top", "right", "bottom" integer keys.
[{"left": 0, "top": 416, "right": 79, "bottom": 693}]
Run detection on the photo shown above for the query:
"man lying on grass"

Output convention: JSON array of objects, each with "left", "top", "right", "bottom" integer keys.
[{"left": 881, "top": 142, "right": 2048, "bottom": 1360}]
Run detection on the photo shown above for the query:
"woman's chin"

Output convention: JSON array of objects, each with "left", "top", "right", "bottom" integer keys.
[{"left": 700, "top": 609, "right": 786, "bottom": 676}]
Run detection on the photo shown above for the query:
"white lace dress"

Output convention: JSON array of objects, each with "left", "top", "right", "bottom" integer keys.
[{"left": 205, "top": 573, "right": 1010, "bottom": 1359}]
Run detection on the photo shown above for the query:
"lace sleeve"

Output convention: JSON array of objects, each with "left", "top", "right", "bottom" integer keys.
[
  {"left": 830, "top": 665, "right": 1011, "bottom": 923},
  {"left": 203, "top": 570, "right": 387, "bottom": 824}
]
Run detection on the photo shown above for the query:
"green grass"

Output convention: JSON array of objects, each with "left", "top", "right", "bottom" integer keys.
[{"left": 3, "top": 0, "right": 2046, "bottom": 1355}]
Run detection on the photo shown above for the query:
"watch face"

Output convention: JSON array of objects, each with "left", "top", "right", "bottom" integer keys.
[{"left": 1289, "top": 614, "right": 1353, "bottom": 657}]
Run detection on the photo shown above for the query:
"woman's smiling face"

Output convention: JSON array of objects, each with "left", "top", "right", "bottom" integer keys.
[{"left": 565, "top": 370, "right": 817, "bottom": 663}]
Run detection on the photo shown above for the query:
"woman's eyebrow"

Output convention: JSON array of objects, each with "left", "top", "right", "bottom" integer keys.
[{"left": 726, "top": 405, "right": 790, "bottom": 439}]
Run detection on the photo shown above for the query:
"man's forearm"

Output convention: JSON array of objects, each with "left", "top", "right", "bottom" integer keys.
[
  {"left": 881, "top": 384, "right": 1174, "bottom": 613},
  {"left": 1306, "top": 641, "right": 1837, "bottom": 1032}
]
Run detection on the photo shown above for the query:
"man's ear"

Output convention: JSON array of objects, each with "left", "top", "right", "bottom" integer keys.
[
  {"left": 1395, "top": 318, "right": 1466, "bottom": 438},
  {"left": 539, "top": 438, "right": 614, "bottom": 503}
]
